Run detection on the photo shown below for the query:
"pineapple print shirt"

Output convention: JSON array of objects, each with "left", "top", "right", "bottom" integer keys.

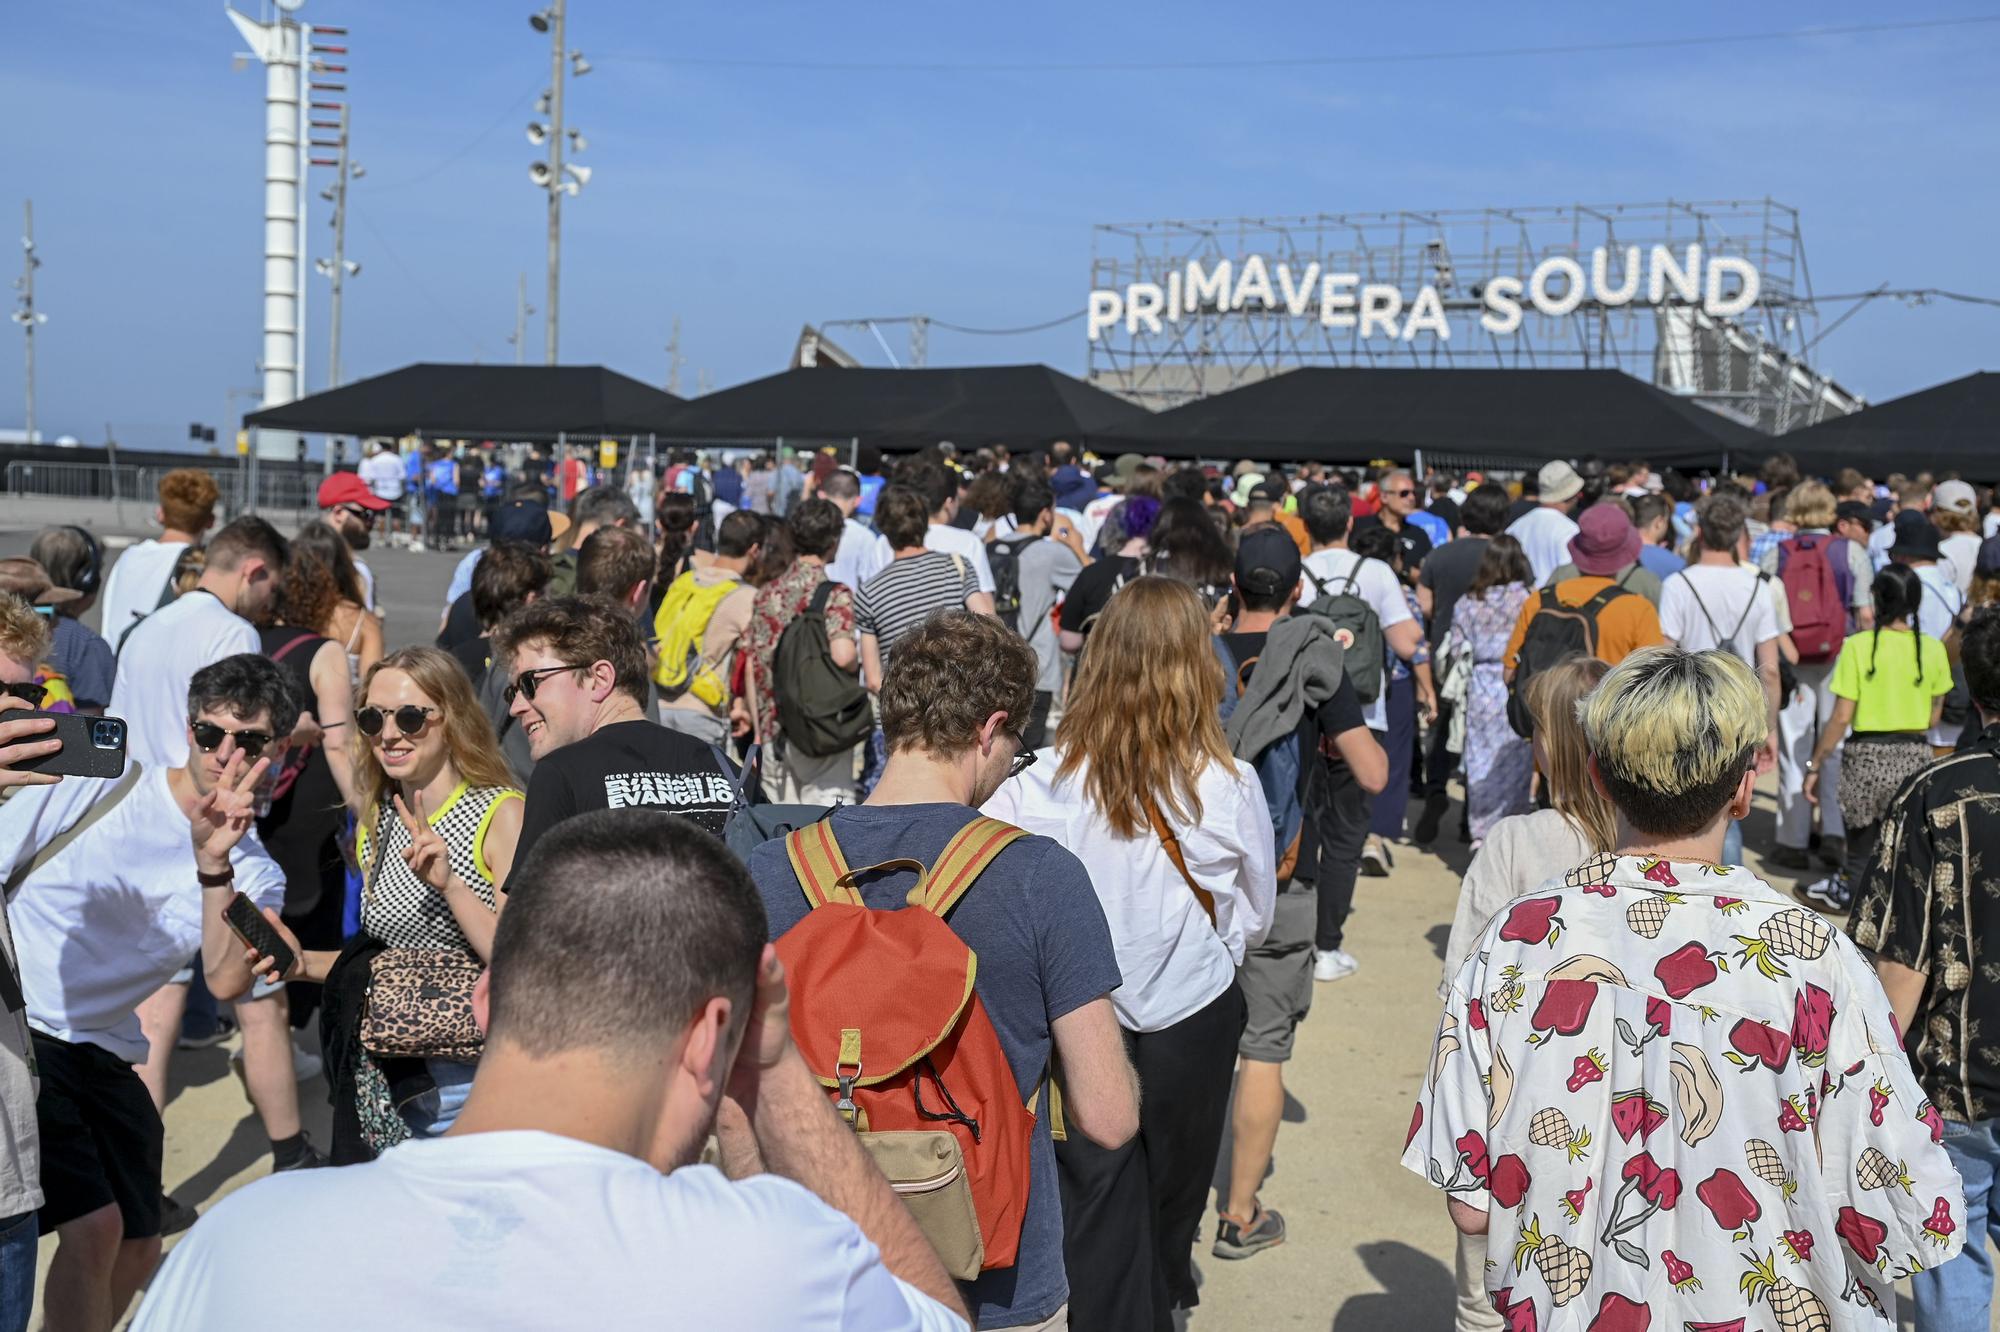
[{"left": 1403, "top": 855, "right": 1965, "bottom": 1331}]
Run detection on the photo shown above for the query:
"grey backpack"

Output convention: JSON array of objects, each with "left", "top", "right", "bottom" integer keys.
[{"left": 1298, "top": 562, "right": 1385, "bottom": 704}]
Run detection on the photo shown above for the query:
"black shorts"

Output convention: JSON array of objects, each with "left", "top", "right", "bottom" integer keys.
[{"left": 32, "top": 1032, "right": 164, "bottom": 1238}]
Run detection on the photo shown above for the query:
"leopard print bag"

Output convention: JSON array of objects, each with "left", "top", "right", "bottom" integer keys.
[{"left": 360, "top": 949, "right": 485, "bottom": 1063}]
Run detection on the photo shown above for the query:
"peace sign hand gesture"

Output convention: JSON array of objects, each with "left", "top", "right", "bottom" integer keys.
[
  {"left": 191, "top": 750, "right": 273, "bottom": 877},
  {"left": 393, "top": 790, "right": 459, "bottom": 897}
]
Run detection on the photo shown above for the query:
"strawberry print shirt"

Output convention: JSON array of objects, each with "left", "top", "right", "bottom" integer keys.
[{"left": 1402, "top": 854, "right": 1965, "bottom": 1331}]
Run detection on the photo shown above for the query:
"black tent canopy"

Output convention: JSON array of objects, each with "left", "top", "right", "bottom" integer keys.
[
  {"left": 661, "top": 365, "right": 1152, "bottom": 449},
  {"left": 1761, "top": 372, "right": 1998, "bottom": 481},
  {"left": 1113, "top": 367, "right": 1760, "bottom": 466},
  {"left": 242, "top": 364, "right": 686, "bottom": 441}
]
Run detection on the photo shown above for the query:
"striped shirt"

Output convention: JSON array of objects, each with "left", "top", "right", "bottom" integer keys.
[{"left": 855, "top": 551, "right": 978, "bottom": 669}]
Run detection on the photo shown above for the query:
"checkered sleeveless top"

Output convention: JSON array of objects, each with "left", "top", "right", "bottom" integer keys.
[{"left": 358, "top": 783, "right": 521, "bottom": 952}]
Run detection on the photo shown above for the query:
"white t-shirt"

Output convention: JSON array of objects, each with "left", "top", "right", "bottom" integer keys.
[
  {"left": 359, "top": 450, "right": 405, "bottom": 502},
  {"left": 1299, "top": 547, "right": 1414, "bottom": 732},
  {"left": 985, "top": 752, "right": 1275, "bottom": 1034},
  {"left": 826, "top": 518, "right": 886, "bottom": 593},
  {"left": 0, "top": 765, "right": 286, "bottom": 1063},
  {"left": 97, "top": 539, "right": 187, "bottom": 649},
  {"left": 130, "top": 1131, "right": 963, "bottom": 1332},
  {"left": 353, "top": 557, "right": 377, "bottom": 612},
  {"left": 1659, "top": 565, "right": 1781, "bottom": 663},
  {"left": 870, "top": 523, "right": 995, "bottom": 594},
  {"left": 108, "top": 589, "right": 259, "bottom": 768},
  {"left": 1506, "top": 506, "right": 1581, "bottom": 587},
  {"left": 1940, "top": 533, "right": 1980, "bottom": 598},
  {"left": 1914, "top": 564, "right": 1968, "bottom": 748},
  {"left": 1867, "top": 520, "right": 1898, "bottom": 573}
]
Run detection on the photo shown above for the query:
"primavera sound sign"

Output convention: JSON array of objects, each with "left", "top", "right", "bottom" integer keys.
[{"left": 1085, "top": 244, "right": 1760, "bottom": 343}]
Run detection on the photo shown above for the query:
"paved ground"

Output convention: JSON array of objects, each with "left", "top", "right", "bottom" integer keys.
[{"left": 0, "top": 509, "right": 1980, "bottom": 1328}]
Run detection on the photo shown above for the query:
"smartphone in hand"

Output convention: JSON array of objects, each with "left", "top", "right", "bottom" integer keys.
[
  {"left": 9, "top": 712, "right": 126, "bottom": 780},
  {"left": 221, "top": 893, "right": 295, "bottom": 980}
]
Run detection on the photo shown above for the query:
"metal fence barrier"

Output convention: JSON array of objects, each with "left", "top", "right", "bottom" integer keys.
[{"left": 3, "top": 460, "right": 319, "bottom": 516}]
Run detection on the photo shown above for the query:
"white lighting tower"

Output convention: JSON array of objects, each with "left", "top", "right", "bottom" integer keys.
[
  {"left": 12, "top": 201, "right": 46, "bottom": 445},
  {"left": 528, "top": 0, "right": 589, "bottom": 364}
]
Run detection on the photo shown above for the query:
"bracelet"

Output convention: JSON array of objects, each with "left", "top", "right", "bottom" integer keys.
[{"left": 196, "top": 866, "right": 235, "bottom": 888}]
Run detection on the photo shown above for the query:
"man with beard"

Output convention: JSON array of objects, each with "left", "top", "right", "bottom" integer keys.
[{"left": 315, "top": 473, "right": 389, "bottom": 611}]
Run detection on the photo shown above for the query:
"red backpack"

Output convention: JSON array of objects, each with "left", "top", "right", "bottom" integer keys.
[
  {"left": 1779, "top": 534, "right": 1846, "bottom": 663},
  {"left": 777, "top": 816, "right": 1037, "bottom": 1280}
]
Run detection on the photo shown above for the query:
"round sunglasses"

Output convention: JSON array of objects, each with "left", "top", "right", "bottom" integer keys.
[
  {"left": 356, "top": 704, "right": 440, "bottom": 739},
  {"left": 190, "top": 718, "right": 274, "bottom": 759},
  {"left": 0, "top": 681, "right": 47, "bottom": 707}
]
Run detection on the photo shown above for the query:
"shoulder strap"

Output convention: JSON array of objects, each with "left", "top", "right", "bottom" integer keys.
[
  {"left": 786, "top": 822, "right": 859, "bottom": 909},
  {"left": 1301, "top": 565, "right": 1328, "bottom": 596},
  {"left": 269, "top": 631, "right": 318, "bottom": 664},
  {"left": 5, "top": 761, "right": 146, "bottom": 901},
  {"left": 805, "top": 578, "right": 837, "bottom": 617},
  {"left": 1142, "top": 796, "right": 1217, "bottom": 926},
  {"left": 1579, "top": 583, "right": 1630, "bottom": 616},
  {"left": 918, "top": 816, "right": 1027, "bottom": 918},
  {"left": 1727, "top": 573, "right": 1768, "bottom": 641},
  {"left": 1676, "top": 571, "right": 1728, "bottom": 646}
]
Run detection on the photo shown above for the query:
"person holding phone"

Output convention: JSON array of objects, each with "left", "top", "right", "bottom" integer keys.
[{"left": 251, "top": 647, "right": 522, "bottom": 1153}]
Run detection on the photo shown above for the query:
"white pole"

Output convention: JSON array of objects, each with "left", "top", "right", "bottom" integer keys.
[
  {"left": 226, "top": 4, "right": 305, "bottom": 462},
  {"left": 543, "top": 0, "right": 566, "bottom": 365}
]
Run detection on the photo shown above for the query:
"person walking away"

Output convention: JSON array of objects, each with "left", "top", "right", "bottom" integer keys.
[
  {"left": 1440, "top": 536, "right": 1537, "bottom": 849},
  {"left": 1348, "top": 524, "right": 1436, "bottom": 856},
  {"left": 288, "top": 521, "right": 382, "bottom": 683},
  {"left": 0, "top": 654, "right": 299, "bottom": 1331},
  {"left": 820, "top": 468, "right": 886, "bottom": 593},
  {"left": 1437, "top": 653, "right": 1614, "bottom": 1332},
  {"left": 574, "top": 525, "right": 656, "bottom": 617},
  {"left": 1631, "top": 493, "right": 1686, "bottom": 580},
  {"left": 425, "top": 447, "right": 461, "bottom": 553},
  {"left": 97, "top": 468, "right": 218, "bottom": 650},
  {"left": 1887, "top": 511, "right": 1973, "bottom": 753},
  {"left": 653, "top": 512, "right": 761, "bottom": 747},
  {"left": 1935, "top": 480, "right": 1983, "bottom": 598},
  {"left": 494, "top": 597, "right": 737, "bottom": 877},
  {"left": 156, "top": 812, "right": 969, "bottom": 1331},
  {"left": 1503, "top": 460, "right": 1583, "bottom": 586},
  {"left": 869, "top": 459, "right": 998, "bottom": 597},
  {"left": 1414, "top": 483, "right": 1512, "bottom": 844},
  {"left": 991, "top": 478, "right": 1089, "bottom": 749},
  {"left": 1057, "top": 497, "right": 1159, "bottom": 653},
  {"left": 17, "top": 530, "right": 115, "bottom": 712},
  {"left": 1405, "top": 646, "right": 1963, "bottom": 1330},
  {"left": 314, "top": 471, "right": 390, "bottom": 611},
  {"left": 1297, "top": 488, "right": 1427, "bottom": 877},
  {"left": 1542, "top": 502, "right": 1666, "bottom": 608},
  {"left": 1799, "top": 565, "right": 1952, "bottom": 913},
  {"left": 356, "top": 441, "right": 405, "bottom": 544},
  {"left": 1761, "top": 481, "right": 1874, "bottom": 874},
  {"left": 1850, "top": 608, "right": 2000, "bottom": 1332},
  {"left": 988, "top": 578, "right": 1271, "bottom": 1325},
  {"left": 747, "top": 610, "right": 1139, "bottom": 1330},
  {"left": 1211, "top": 547, "right": 1383, "bottom": 1255}
]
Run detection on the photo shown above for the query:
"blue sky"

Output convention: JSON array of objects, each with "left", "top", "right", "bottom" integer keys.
[{"left": 4, "top": 1, "right": 1997, "bottom": 450}]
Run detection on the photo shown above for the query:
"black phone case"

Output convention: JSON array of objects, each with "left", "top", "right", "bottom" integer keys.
[
  {"left": 9, "top": 711, "right": 127, "bottom": 780},
  {"left": 222, "top": 893, "right": 295, "bottom": 979}
]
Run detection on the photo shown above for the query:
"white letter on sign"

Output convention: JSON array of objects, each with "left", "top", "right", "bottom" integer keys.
[
  {"left": 1402, "top": 285, "right": 1450, "bottom": 341},
  {"left": 1086, "top": 290, "right": 1123, "bottom": 342},
  {"left": 1185, "top": 260, "right": 1232, "bottom": 313},
  {"left": 1232, "top": 255, "right": 1275, "bottom": 311},
  {"left": 1648, "top": 244, "right": 1702, "bottom": 305},
  {"left": 1277, "top": 262, "right": 1321, "bottom": 317},
  {"left": 1359, "top": 284, "right": 1403, "bottom": 338},
  {"left": 1480, "top": 277, "right": 1524, "bottom": 334},
  {"left": 1592, "top": 246, "right": 1642, "bottom": 306},
  {"left": 1528, "top": 256, "right": 1586, "bottom": 317},
  {"left": 1125, "top": 283, "right": 1165, "bottom": 334},
  {"left": 1320, "top": 273, "right": 1358, "bottom": 328},
  {"left": 1704, "top": 257, "right": 1760, "bottom": 318}
]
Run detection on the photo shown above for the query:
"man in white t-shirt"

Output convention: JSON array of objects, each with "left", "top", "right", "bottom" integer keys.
[
  {"left": 97, "top": 468, "right": 219, "bottom": 653},
  {"left": 1296, "top": 488, "right": 1424, "bottom": 946},
  {"left": 1, "top": 654, "right": 294, "bottom": 1332},
  {"left": 820, "top": 468, "right": 885, "bottom": 593},
  {"left": 357, "top": 440, "right": 406, "bottom": 541},
  {"left": 1658, "top": 491, "right": 1782, "bottom": 864},
  {"left": 1934, "top": 479, "right": 1983, "bottom": 597},
  {"left": 870, "top": 460, "right": 994, "bottom": 594},
  {"left": 1505, "top": 460, "right": 1585, "bottom": 586},
  {"left": 137, "top": 811, "right": 968, "bottom": 1332}
]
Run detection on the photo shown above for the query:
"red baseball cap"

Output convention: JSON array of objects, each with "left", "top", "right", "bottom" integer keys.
[{"left": 317, "top": 471, "right": 391, "bottom": 511}]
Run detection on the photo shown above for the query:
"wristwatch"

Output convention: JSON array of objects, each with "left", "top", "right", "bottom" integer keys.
[{"left": 196, "top": 866, "right": 236, "bottom": 889}]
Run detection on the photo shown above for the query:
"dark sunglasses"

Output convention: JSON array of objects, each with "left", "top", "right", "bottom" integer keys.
[
  {"left": 1387, "top": 488, "right": 1417, "bottom": 498},
  {"left": 0, "top": 681, "right": 46, "bottom": 707},
  {"left": 356, "top": 705, "right": 439, "bottom": 738},
  {"left": 1006, "top": 747, "right": 1038, "bottom": 781},
  {"left": 504, "top": 664, "right": 580, "bottom": 705},
  {"left": 190, "top": 718, "right": 274, "bottom": 759},
  {"left": 337, "top": 504, "right": 378, "bottom": 524}
]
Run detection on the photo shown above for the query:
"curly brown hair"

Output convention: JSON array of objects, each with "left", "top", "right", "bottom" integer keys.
[
  {"left": 879, "top": 611, "right": 1036, "bottom": 758},
  {"left": 157, "top": 468, "right": 221, "bottom": 534}
]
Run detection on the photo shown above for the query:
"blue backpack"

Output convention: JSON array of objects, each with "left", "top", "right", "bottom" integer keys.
[{"left": 1213, "top": 637, "right": 1304, "bottom": 870}]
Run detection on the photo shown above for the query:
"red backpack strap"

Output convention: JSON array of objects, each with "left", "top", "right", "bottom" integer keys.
[
  {"left": 785, "top": 822, "right": 861, "bottom": 909},
  {"left": 918, "top": 816, "right": 1027, "bottom": 918}
]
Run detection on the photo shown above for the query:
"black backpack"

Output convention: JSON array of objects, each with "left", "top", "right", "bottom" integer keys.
[
  {"left": 1505, "top": 576, "right": 1635, "bottom": 737},
  {"left": 772, "top": 580, "right": 873, "bottom": 758},
  {"left": 987, "top": 534, "right": 1040, "bottom": 633}
]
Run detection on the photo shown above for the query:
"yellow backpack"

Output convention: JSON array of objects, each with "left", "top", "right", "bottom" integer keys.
[{"left": 651, "top": 569, "right": 738, "bottom": 708}]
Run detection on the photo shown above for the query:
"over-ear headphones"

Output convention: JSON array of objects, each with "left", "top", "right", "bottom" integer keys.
[{"left": 62, "top": 526, "right": 102, "bottom": 597}]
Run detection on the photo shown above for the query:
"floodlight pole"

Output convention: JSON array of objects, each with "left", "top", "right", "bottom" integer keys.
[
  {"left": 543, "top": 0, "right": 566, "bottom": 365},
  {"left": 13, "top": 200, "right": 44, "bottom": 444}
]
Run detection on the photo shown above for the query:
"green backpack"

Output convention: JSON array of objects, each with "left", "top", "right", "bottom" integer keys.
[
  {"left": 773, "top": 580, "right": 873, "bottom": 758},
  {"left": 1299, "top": 561, "right": 1385, "bottom": 704}
]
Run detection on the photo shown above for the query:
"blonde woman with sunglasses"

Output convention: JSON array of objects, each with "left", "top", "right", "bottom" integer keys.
[{"left": 247, "top": 647, "right": 521, "bottom": 1147}]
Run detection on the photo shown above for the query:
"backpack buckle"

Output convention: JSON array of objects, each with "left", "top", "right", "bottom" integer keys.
[{"left": 835, "top": 1061, "right": 862, "bottom": 1124}]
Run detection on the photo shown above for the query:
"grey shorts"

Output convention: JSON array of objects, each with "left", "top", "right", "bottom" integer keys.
[{"left": 1238, "top": 885, "right": 1317, "bottom": 1063}]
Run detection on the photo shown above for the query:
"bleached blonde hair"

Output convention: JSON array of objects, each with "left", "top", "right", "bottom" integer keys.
[{"left": 1580, "top": 647, "right": 1767, "bottom": 836}]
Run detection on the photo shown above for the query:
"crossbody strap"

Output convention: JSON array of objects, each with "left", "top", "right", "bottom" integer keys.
[
  {"left": 1142, "top": 796, "right": 1217, "bottom": 926},
  {"left": 1676, "top": 572, "right": 1729, "bottom": 648}
]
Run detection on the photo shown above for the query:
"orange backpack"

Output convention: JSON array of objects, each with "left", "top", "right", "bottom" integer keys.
[{"left": 777, "top": 816, "right": 1036, "bottom": 1280}]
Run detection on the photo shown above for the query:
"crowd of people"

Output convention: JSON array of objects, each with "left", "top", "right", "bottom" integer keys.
[{"left": 0, "top": 440, "right": 1996, "bottom": 1329}]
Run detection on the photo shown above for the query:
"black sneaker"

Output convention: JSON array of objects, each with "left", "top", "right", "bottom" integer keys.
[
  {"left": 274, "top": 1136, "right": 328, "bottom": 1173},
  {"left": 1815, "top": 837, "right": 1846, "bottom": 871},
  {"left": 175, "top": 1015, "right": 238, "bottom": 1051},
  {"left": 1802, "top": 877, "right": 1852, "bottom": 912},
  {"left": 1411, "top": 794, "right": 1449, "bottom": 846},
  {"left": 1214, "top": 1207, "right": 1286, "bottom": 1260},
  {"left": 1769, "top": 845, "right": 1810, "bottom": 872},
  {"left": 160, "top": 1194, "right": 199, "bottom": 1236}
]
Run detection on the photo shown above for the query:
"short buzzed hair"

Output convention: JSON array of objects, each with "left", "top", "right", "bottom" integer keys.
[
  {"left": 574, "top": 526, "right": 654, "bottom": 602},
  {"left": 205, "top": 515, "right": 289, "bottom": 573},
  {"left": 818, "top": 469, "right": 860, "bottom": 503},
  {"left": 571, "top": 485, "right": 640, "bottom": 532},
  {"left": 486, "top": 811, "right": 767, "bottom": 1062}
]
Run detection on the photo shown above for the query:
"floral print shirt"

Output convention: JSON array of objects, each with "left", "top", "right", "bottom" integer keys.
[
  {"left": 741, "top": 559, "right": 855, "bottom": 744},
  {"left": 1403, "top": 854, "right": 1964, "bottom": 1331}
]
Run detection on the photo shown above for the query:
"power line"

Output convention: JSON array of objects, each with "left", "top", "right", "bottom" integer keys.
[
  {"left": 1812, "top": 287, "right": 2000, "bottom": 309},
  {"left": 366, "top": 84, "right": 541, "bottom": 193},
  {"left": 599, "top": 15, "right": 2000, "bottom": 74},
  {"left": 929, "top": 312, "right": 1084, "bottom": 336}
]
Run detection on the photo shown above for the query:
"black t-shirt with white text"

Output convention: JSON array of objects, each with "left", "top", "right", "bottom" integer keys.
[{"left": 504, "top": 719, "right": 736, "bottom": 899}]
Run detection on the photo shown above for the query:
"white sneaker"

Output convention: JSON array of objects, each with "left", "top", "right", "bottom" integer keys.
[{"left": 1314, "top": 948, "right": 1359, "bottom": 983}]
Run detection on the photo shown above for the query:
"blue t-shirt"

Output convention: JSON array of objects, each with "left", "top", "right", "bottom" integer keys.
[
  {"left": 855, "top": 473, "right": 886, "bottom": 518},
  {"left": 427, "top": 458, "right": 460, "bottom": 497},
  {"left": 1638, "top": 542, "right": 1686, "bottom": 580},
  {"left": 747, "top": 802, "right": 1121, "bottom": 1329},
  {"left": 481, "top": 464, "right": 506, "bottom": 498},
  {"left": 47, "top": 613, "right": 116, "bottom": 710},
  {"left": 403, "top": 451, "right": 424, "bottom": 485}
]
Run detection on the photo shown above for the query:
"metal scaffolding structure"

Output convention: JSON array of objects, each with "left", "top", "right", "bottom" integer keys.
[{"left": 1086, "top": 200, "right": 1862, "bottom": 433}]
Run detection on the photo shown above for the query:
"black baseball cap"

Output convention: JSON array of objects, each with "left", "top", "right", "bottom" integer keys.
[
  {"left": 490, "top": 499, "right": 554, "bottom": 546},
  {"left": 1834, "top": 500, "right": 1877, "bottom": 531},
  {"left": 1234, "top": 527, "right": 1303, "bottom": 601}
]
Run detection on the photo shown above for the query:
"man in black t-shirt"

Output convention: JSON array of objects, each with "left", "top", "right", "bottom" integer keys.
[{"left": 491, "top": 596, "right": 737, "bottom": 894}]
